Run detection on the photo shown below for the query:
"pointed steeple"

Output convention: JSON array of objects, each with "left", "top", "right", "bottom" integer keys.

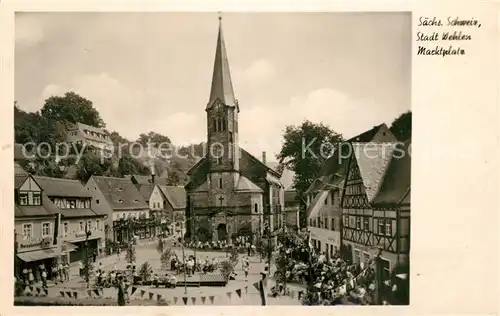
[{"left": 207, "top": 16, "right": 237, "bottom": 110}]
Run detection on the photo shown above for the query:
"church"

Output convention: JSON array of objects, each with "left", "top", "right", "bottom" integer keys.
[{"left": 185, "top": 17, "right": 285, "bottom": 243}]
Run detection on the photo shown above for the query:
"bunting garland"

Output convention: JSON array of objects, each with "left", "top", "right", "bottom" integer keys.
[
  {"left": 209, "top": 296, "right": 215, "bottom": 304},
  {"left": 66, "top": 291, "right": 72, "bottom": 298},
  {"left": 59, "top": 291, "right": 65, "bottom": 297},
  {"left": 148, "top": 292, "right": 154, "bottom": 300},
  {"left": 182, "top": 297, "right": 188, "bottom": 305},
  {"left": 157, "top": 294, "right": 162, "bottom": 302},
  {"left": 87, "top": 289, "right": 92, "bottom": 297},
  {"left": 93, "top": 289, "right": 100, "bottom": 296},
  {"left": 235, "top": 289, "right": 242, "bottom": 298},
  {"left": 201, "top": 296, "right": 206, "bottom": 304},
  {"left": 73, "top": 291, "right": 78, "bottom": 299},
  {"left": 226, "top": 292, "right": 232, "bottom": 300},
  {"left": 131, "top": 286, "right": 138, "bottom": 296},
  {"left": 191, "top": 297, "right": 196, "bottom": 305},
  {"left": 140, "top": 289, "right": 146, "bottom": 298},
  {"left": 173, "top": 297, "right": 178, "bottom": 304}
]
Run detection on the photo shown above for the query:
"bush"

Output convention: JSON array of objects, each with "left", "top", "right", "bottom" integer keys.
[
  {"left": 138, "top": 261, "right": 153, "bottom": 281},
  {"left": 220, "top": 260, "right": 234, "bottom": 281},
  {"left": 125, "top": 244, "right": 136, "bottom": 263},
  {"left": 229, "top": 247, "right": 239, "bottom": 266}
]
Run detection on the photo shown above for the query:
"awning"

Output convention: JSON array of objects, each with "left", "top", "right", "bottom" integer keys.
[
  {"left": 17, "top": 248, "right": 61, "bottom": 262},
  {"left": 68, "top": 235, "right": 101, "bottom": 244},
  {"left": 60, "top": 242, "right": 78, "bottom": 253}
]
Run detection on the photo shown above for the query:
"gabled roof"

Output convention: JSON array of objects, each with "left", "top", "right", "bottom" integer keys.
[
  {"left": 158, "top": 185, "right": 186, "bottom": 210},
  {"left": 90, "top": 176, "right": 149, "bottom": 210},
  {"left": 137, "top": 184, "right": 155, "bottom": 202},
  {"left": 15, "top": 193, "right": 60, "bottom": 217},
  {"left": 371, "top": 140, "right": 411, "bottom": 206},
  {"left": 240, "top": 148, "right": 282, "bottom": 178},
  {"left": 34, "top": 176, "right": 91, "bottom": 198},
  {"left": 304, "top": 124, "right": 391, "bottom": 195},
  {"left": 351, "top": 143, "right": 397, "bottom": 202},
  {"left": 60, "top": 208, "right": 101, "bottom": 218},
  {"left": 207, "top": 17, "right": 237, "bottom": 110},
  {"left": 130, "top": 174, "right": 168, "bottom": 186},
  {"left": 236, "top": 176, "right": 263, "bottom": 192}
]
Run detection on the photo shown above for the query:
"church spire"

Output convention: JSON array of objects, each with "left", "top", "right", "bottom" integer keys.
[{"left": 207, "top": 15, "right": 237, "bottom": 110}]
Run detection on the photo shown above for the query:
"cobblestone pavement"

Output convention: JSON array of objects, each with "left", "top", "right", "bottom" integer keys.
[{"left": 43, "top": 240, "right": 301, "bottom": 305}]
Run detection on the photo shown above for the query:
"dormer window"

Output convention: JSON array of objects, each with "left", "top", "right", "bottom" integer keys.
[
  {"left": 134, "top": 200, "right": 139, "bottom": 203},
  {"left": 117, "top": 199, "right": 124, "bottom": 204},
  {"left": 19, "top": 192, "right": 28, "bottom": 205},
  {"left": 117, "top": 188, "right": 123, "bottom": 192}
]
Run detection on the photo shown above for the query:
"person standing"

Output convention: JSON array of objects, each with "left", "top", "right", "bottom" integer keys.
[
  {"left": 64, "top": 262, "right": 70, "bottom": 282},
  {"left": 116, "top": 277, "right": 126, "bottom": 306},
  {"left": 28, "top": 269, "right": 34, "bottom": 285},
  {"left": 79, "top": 261, "right": 83, "bottom": 278},
  {"left": 93, "top": 249, "right": 97, "bottom": 263},
  {"left": 41, "top": 269, "right": 47, "bottom": 288},
  {"left": 58, "top": 262, "right": 64, "bottom": 283}
]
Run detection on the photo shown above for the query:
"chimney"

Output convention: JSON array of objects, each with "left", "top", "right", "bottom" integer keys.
[{"left": 262, "top": 151, "right": 267, "bottom": 165}]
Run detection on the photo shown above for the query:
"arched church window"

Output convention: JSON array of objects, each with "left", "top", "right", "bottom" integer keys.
[
  {"left": 254, "top": 203, "right": 258, "bottom": 213},
  {"left": 218, "top": 118, "right": 223, "bottom": 132},
  {"left": 222, "top": 119, "right": 227, "bottom": 131},
  {"left": 212, "top": 118, "right": 217, "bottom": 132},
  {"left": 219, "top": 177, "right": 223, "bottom": 189}
]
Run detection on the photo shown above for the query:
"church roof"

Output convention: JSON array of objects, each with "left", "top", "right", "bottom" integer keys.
[
  {"left": 236, "top": 176, "right": 263, "bottom": 192},
  {"left": 90, "top": 176, "right": 149, "bottom": 211},
  {"left": 206, "top": 17, "right": 237, "bottom": 110}
]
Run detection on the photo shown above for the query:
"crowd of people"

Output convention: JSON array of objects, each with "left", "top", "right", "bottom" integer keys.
[
  {"left": 273, "top": 231, "right": 408, "bottom": 305},
  {"left": 18, "top": 261, "right": 71, "bottom": 289},
  {"left": 182, "top": 236, "right": 257, "bottom": 256}
]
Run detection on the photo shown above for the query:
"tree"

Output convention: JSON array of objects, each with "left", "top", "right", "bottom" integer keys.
[
  {"left": 14, "top": 103, "right": 66, "bottom": 148},
  {"left": 138, "top": 261, "right": 153, "bottom": 282},
  {"left": 41, "top": 92, "right": 105, "bottom": 128},
  {"left": 137, "top": 131, "right": 171, "bottom": 147},
  {"left": 117, "top": 156, "right": 149, "bottom": 177},
  {"left": 389, "top": 111, "right": 412, "bottom": 141},
  {"left": 277, "top": 120, "right": 343, "bottom": 225},
  {"left": 125, "top": 244, "right": 136, "bottom": 264}
]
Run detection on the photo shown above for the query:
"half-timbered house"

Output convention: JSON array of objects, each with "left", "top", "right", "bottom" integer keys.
[
  {"left": 341, "top": 140, "right": 411, "bottom": 277},
  {"left": 305, "top": 124, "right": 397, "bottom": 258},
  {"left": 34, "top": 176, "right": 107, "bottom": 261}
]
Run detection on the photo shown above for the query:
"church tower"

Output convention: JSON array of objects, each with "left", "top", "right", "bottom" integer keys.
[{"left": 206, "top": 17, "right": 240, "bottom": 209}]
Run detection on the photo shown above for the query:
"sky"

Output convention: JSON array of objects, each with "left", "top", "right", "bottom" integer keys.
[{"left": 15, "top": 12, "right": 411, "bottom": 161}]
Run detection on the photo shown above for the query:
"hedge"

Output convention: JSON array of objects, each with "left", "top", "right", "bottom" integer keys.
[{"left": 14, "top": 296, "right": 166, "bottom": 306}]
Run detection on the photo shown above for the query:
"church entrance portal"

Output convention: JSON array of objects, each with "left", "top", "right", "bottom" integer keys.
[
  {"left": 196, "top": 227, "right": 211, "bottom": 243},
  {"left": 217, "top": 223, "right": 228, "bottom": 241}
]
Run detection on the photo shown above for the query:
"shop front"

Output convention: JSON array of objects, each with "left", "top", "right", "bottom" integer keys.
[
  {"left": 16, "top": 237, "right": 74, "bottom": 281},
  {"left": 113, "top": 218, "right": 161, "bottom": 243}
]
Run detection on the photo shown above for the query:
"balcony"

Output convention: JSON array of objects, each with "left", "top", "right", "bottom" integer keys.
[{"left": 112, "top": 217, "right": 163, "bottom": 229}]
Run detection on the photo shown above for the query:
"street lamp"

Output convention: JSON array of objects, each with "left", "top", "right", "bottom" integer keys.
[
  {"left": 84, "top": 221, "right": 91, "bottom": 288},
  {"left": 180, "top": 214, "right": 187, "bottom": 294}
]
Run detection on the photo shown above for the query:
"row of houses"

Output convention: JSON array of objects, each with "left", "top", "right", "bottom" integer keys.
[
  {"left": 305, "top": 124, "right": 411, "bottom": 279},
  {"left": 14, "top": 151, "right": 186, "bottom": 275}
]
